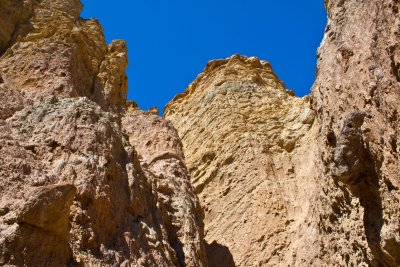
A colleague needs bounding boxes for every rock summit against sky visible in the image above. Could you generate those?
[0,0,399,266]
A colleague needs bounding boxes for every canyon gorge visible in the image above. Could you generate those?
[0,0,399,266]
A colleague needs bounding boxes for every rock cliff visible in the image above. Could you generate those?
[1,0,399,266]
[164,0,400,266]
[164,55,320,266]
[312,0,400,265]
[0,0,207,266]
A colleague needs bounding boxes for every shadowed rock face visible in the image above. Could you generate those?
[312,0,400,265]
[122,106,208,267]
[1,0,399,266]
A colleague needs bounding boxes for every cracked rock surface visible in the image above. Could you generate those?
[1,0,399,266]
[165,1,400,266]
[0,1,207,266]
[165,55,320,266]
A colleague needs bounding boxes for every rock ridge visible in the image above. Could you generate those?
[165,0,400,265]
[1,0,399,266]
[0,1,207,266]
[165,54,319,266]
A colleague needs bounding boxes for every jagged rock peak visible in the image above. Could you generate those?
[0,0,208,266]
[164,54,293,115]
[164,52,317,266]
[0,0,128,117]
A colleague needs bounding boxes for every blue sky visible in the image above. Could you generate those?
[81,1,327,111]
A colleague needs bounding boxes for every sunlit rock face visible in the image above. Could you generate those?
[0,0,128,119]
[1,0,400,266]
[165,0,400,265]
[165,54,321,266]
[0,0,207,266]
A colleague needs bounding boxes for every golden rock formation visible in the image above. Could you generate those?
[1,0,399,266]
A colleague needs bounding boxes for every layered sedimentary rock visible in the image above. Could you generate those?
[165,0,400,266]
[0,0,207,266]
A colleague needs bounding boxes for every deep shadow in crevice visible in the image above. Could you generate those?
[347,149,398,266]
[330,111,398,265]
[206,241,236,267]
[349,171,383,248]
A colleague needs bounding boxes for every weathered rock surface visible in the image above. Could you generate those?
[0,0,207,266]
[122,105,207,267]
[1,0,399,266]
[165,0,400,266]
[165,55,320,266]
[311,0,400,265]
[0,0,128,118]
[0,97,205,266]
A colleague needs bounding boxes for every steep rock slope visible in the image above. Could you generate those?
[0,0,128,120]
[122,105,208,267]
[1,0,399,266]
[165,55,320,266]
[0,97,171,266]
[312,0,400,265]
[0,0,207,266]
[165,0,400,266]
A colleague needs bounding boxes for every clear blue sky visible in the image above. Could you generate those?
[81,1,327,111]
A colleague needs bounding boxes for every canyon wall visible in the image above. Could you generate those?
[164,55,320,266]
[0,0,399,266]
[312,0,400,265]
[0,0,207,266]
[165,0,400,266]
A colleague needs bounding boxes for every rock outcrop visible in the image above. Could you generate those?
[0,0,128,119]
[312,0,400,265]
[0,0,207,266]
[1,0,399,266]
[164,55,321,266]
[164,0,400,266]
[122,105,207,267]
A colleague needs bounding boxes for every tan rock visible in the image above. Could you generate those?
[1,0,399,266]
[0,0,207,266]
[122,104,208,267]
[311,0,400,265]
[165,55,320,266]
[165,0,400,266]
[0,0,127,117]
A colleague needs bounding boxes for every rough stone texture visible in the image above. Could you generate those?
[0,97,201,266]
[312,0,400,265]
[0,0,128,118]
[0,0,33,54]
[1,0,400,266]
[165,55,320,266]
[122,105,207,267]
[165,0,400,266]
[0,0,207,266]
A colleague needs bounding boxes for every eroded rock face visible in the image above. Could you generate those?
[122,105,207,267]
[0,0,128,118]
[1,0,399,266]
[312,0,400,265]
[164,55,320,266]
[0,0,207,266]
[0,97,203,266]
[165,1,400,266]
